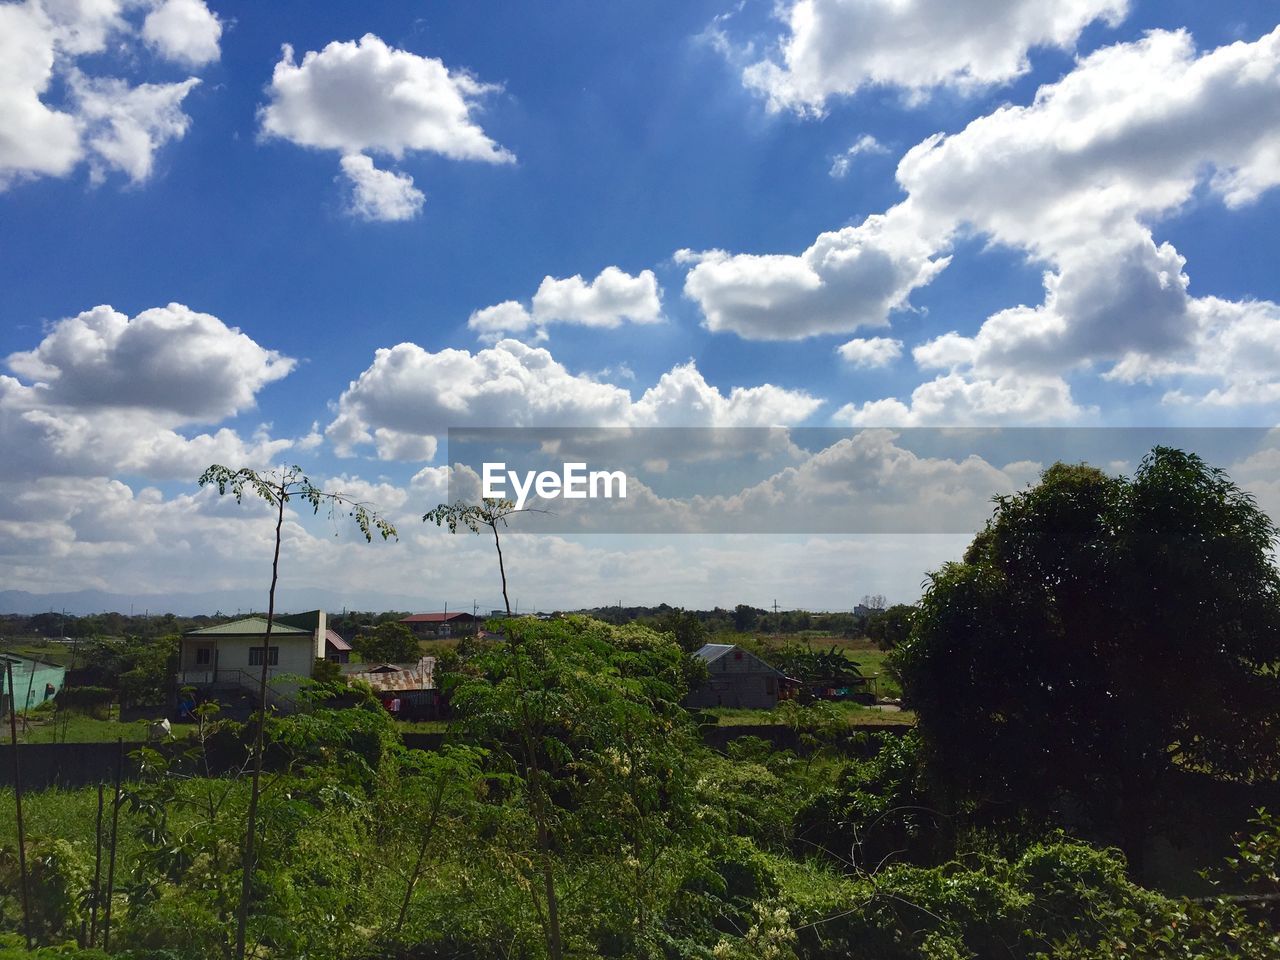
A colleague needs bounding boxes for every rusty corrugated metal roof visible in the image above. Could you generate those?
[345,655,435,692]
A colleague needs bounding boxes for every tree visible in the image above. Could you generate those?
[448,616,699,955]
[352,621,419,664]
[654,607,708,652]
[893,448,1280,876]
[424,498,544,617]
[865,604,915,650]
[197,464,396,960]
[424,497,571,957]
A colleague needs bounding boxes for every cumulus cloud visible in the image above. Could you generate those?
[894,26,1280,405]
[468,267,663,340]
[141,0,221,67]
[743,0,1127,113]
[0,0,216,190]
[829,133,888,178]
[326,339,820,460]
[2,304,297,482]
[837,336,902,368]
[836,373,1089,426]
[9,303,294,420]
[678,212,948,340]
[259,33,512,217]
[340,153,425,222]
[698,25,1280,413]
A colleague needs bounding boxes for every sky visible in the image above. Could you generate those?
[3,0,1280,615]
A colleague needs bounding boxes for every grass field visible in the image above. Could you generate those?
[751,633,904,698]
[0,640,77,666]
[13,705,183,744]
[705,702,915,727]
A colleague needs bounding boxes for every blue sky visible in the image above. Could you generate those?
[3,0,1280,614]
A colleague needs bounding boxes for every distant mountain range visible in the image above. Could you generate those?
[0,587,432,617]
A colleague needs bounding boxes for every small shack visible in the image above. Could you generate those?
[684,643,785,710]
[0,653,66,713]
[343,656,440,720]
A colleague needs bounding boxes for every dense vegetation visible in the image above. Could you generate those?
[3,447,1280,958]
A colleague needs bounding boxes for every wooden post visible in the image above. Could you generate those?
[5,660,32,949]
[20,663,34,734]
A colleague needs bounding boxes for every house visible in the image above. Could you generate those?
[343,656,440,720]
[0,653,65,714]
[400,612,480,638]
[684,643,786,710]
[176,610,344,711]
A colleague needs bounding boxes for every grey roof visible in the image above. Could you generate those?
[693,643,784,676]
[185,617,310,637]
[694,643,738,663]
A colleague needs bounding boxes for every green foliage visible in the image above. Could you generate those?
[0,838,88,944]
[894,448,1280,868]
[653,608,710,652]
[866,605,916,651]
[9,606,1280,960]
[311,658,342,683]
[71,636,177,706]
[352,621,420,664]
[198,465,398,544]
[54,686,114,718]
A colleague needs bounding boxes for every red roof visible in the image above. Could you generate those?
[401,612,473,623]
[325,629,352,651]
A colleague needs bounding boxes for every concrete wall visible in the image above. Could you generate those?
[179,635,315,685]
[1,655,66,712]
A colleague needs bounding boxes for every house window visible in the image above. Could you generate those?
[195,648,211,666]
[765,677,776,695]
[249,647,279,667]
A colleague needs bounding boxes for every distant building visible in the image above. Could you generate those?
[400,612,480,638]
[0,653,65,713]
[343,656,440,720]
[176,610,344,712]
[684,643,786,711]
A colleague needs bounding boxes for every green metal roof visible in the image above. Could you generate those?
[185,617,311,637]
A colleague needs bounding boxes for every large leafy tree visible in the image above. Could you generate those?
[352,621,419,664]
[894,448,1280,875]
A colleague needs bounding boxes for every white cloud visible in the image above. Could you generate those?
[678,212,948,339]
[0,0,214,190]
[9,303,294,420]
[836,373,1089,426]
[326,339,819,460]
[0,2,83,184]
[260,34,512,161]
[894,26,1280,404]
[468,300,536,337]
[340,153,425,222]
[2,304,298,482]
[743,0,1127,113]
[259,33,512,217]
[700,25,1280,412]
[468,267,663,340]
[141,0,221,67]
[829,133,888,178]
[71,72,201,183]
[837,336,901,368]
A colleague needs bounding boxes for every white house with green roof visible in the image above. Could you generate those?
[178,610,340,703]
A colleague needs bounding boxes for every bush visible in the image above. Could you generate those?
[53,686,114,719]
